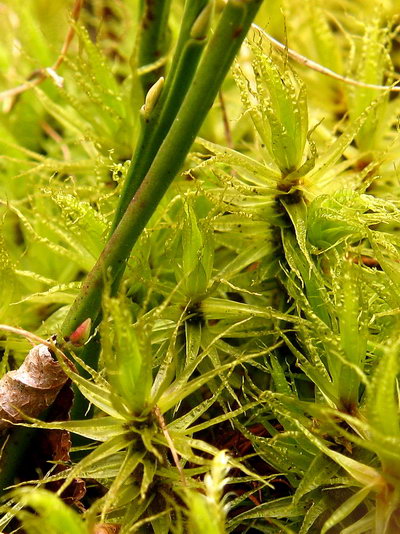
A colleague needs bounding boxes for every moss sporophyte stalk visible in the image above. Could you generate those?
[1,1,400,533]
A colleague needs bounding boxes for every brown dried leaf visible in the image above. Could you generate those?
[0,343,69,430]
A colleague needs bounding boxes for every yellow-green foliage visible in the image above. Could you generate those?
[0,1,400,533]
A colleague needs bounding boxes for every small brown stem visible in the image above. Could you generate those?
[252,23,400,92]
[218,90,233,148]
[0,324,52,347]
[153,405,186,487]
[41,121,71,160]
[52,0,84,71]
[0,0,84,105]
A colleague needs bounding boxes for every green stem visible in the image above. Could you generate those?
[166,0,209,85]
[138,0,172,93]
[112,38,207,231]
[69,1,213,415]
[61,0,263,338]
[111,1,211,232]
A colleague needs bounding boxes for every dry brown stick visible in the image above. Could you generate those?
[52,0,84,71]
[40,121,71,160]
[218,90,233,148]
[153,405,186,487]
[252,23,400,92]
[0,324,53,347]
[0,0,84,105]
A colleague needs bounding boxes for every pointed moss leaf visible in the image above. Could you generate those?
[147,512,173,534]
[202,297,303,324]
[307,90,387,184]
[341,511,375,534]
[269,353,292,396]
[294,454,340,504]
[34,88,105,146]
[117,485,153,530]
[182,203,203,273]
[282,333,337,403]
[228,496,307,527]
[72,453,126,480]
[186,399,262,435]
[366,339,400,438]
[49,191,108,259]
[299,496,331,534]
[13,488,87,534]
[248,42,308,174]
[74,24,125,117]
[100,447,146,519]
[140,457,158,500]
[158,350,268,414]
[68,367,124,418]
[58,433,131,496]
[169,381,225,432]
[233,62,269,145]
[291,417,382,487]
[51,76,124,146]
[348,16,391,150]
[281,230,332,326]
[282,199,311,263]
[140,425,161,461]
[185,322,202,367]
[11,3,53,65]
[321,485,373,534]
[307,191,367,250]
[6,204,91,271]
[370,234,400,304]
[196,137,280,183]
[307,2,342,74]
[186,491,225,534]
[62,417,125,442]
[13,282,80,305]
[101,294,152,415]
[180,204,214,297]
[337,262,367,408]
[219,242,273,278]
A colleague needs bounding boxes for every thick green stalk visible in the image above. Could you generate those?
[111,1,211,232]
[74,1,213,418]
[138,0,172,93]
[112,36,207,231]
[166,0,209,85]
[61,0,263,338]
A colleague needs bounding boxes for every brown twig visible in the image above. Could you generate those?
[252,23,400,92]
[0,0,84,106]
[52,0,84,71]
[153,405,186,487]
[0,324,53,348]
[0,324,75,370]
[41,121,71,160]
[218,90,233,148]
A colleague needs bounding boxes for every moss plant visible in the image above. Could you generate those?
[0,0,400,533]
